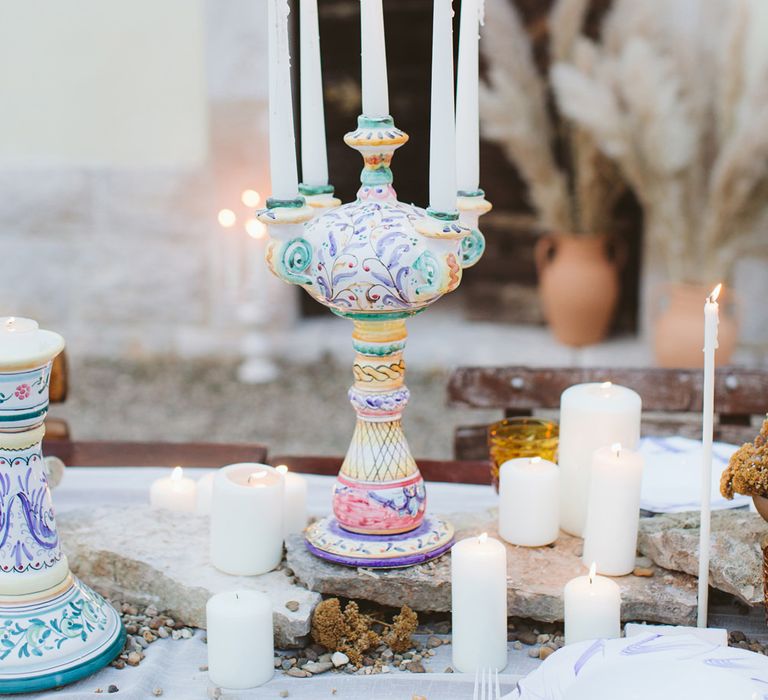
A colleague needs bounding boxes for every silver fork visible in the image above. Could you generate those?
[473,667,501,700]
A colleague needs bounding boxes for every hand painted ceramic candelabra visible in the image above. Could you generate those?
[0,318,124,693]
[259,116,490,567]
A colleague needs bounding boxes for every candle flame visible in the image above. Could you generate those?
[709,283,722,303]
[530,456,542,464]
[478,532,488,544]
[589,562,597,583]
[611,442,622,457]
[171,466,183,482]
[218,209,237,228]
[276,464,289,475]
[600,381,612,390]
[241,189,262,207]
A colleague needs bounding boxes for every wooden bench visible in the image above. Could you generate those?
[448,367,768,460]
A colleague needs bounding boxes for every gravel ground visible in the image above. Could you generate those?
[55,358,499,459]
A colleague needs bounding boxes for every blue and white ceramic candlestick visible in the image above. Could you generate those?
[0,317,124,694]
[259,116,491,567]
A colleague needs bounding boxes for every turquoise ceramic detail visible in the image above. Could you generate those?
[460,227,486,268]
[280,238,314,286]
[0,365,52,431]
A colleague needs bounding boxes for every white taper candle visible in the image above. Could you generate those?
[268,0,300,199]
[429,0,458,213]
[300,0,329,186]
[456,0,481,193]
[360,0,389,117]
[698,283,721,627]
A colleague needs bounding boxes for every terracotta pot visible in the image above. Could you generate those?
[753,496,768,522]
[653,283,739,368]
[535,233,624,347]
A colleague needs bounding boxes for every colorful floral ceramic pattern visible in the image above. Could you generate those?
[0,365,51,430]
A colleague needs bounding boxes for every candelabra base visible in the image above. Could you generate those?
[305,516,454,568]
[0,574,125,694]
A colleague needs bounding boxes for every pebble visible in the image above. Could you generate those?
[408,661,426,674]
[537,634,550,644]
[304,661,333,675]
[107,686,119,694]
[304,648,319,661]
[207,687,222,700]
[444,667,454,673]
[279,692,289,698]
[518,631,538,646]
[282,659,296,670]
[286,668,311,678]
[126,652,142,666]
[285,600,300,612]
[539,647,555,661]
[156,627,169,639]
[527,647,540,658]
[199,665,209,672]
[331,652,349,667]
[633,567,654,577]
[152,689,163,697]
[145,605,159,617]
[513,642,523,650]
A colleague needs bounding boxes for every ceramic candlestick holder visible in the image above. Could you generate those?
[259,115,491,568]
[0,323,124,693]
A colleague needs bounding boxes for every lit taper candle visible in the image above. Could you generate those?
[698,283,721,628]
[360,0,389,117]
[456,0,481,193]
[429,0,458,214]
[300,0,328,187]
[268,0,300,199]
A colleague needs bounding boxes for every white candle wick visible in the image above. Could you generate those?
[600,381,612,390]
[611,443,622,458]
[248,471,268,486]
[478,532,488,544]
[276,464,288,476]
[588,561,597,584]
[5,317,15,331]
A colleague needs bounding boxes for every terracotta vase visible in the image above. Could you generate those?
[535,233,624,347]
[753,496,768,522]
[653,283,739,368]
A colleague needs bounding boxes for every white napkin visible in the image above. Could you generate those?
[507,633,768,700]
[638,436,749,513]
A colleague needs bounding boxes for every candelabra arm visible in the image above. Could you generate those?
[457,189,492,269]
[299,183,341,211]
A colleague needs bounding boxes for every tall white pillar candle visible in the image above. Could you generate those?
[451,533,508,673]
[456,0,481,193]
[564,563,621,645]
[149,466,197,512]
[360,0,389,117]
[299,0,328,186]
[499,457,559,547]
[268,0,300,199]
[698,283,721,628]
[276,464,309,536]
[558,382,642,536]
[582,444,644,576]
[429,0,458,213]
[210,463,284,575]
[207,591,274,689]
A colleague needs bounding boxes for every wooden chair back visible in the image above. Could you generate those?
[448,366,768,460]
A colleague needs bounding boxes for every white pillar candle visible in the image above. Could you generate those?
[360,0,389,117]
[196,471,215,515]
[451,533,508,673]
[0,316,41,359]
[149,466,197,512]
[698,283,721,627]
[558,382,642,536]
[429,0,458,213]
[499,457,559,547]
[582,444,644,576]
[210,463,284,575]
[299,0,328,187]
[564,563,621,645]
[455,0,481,193]
[207,590,274,689]
[276,465,309,536]
[268,0,300,199]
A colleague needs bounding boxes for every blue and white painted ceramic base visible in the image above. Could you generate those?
[0,575,125,694]
[305,516,454,568]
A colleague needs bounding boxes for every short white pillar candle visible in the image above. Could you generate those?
[275,465,308,536]
[210,463,284,575]
[499,457,559,547]
[195,471,215,515]
[583,444,644,576]
[564,563,621,645]
[149,466,197,512]
[558,382,641,536]
[451,533,508,673]
[207,590,274,689]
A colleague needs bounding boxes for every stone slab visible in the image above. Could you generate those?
[287,510,698,625]
[638,510,768,607]
[57,505,321,648]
